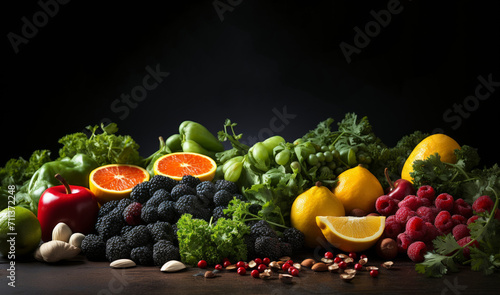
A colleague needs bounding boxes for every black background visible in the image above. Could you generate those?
[2,0,500,167]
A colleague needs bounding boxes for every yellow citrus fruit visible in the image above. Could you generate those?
[332,165,384,215]
[89,164,149,205]
[401,134,460,182]
[0,206,42,256]
[290,182,345,248]
[153,152,217,182]
[316,215,385,252]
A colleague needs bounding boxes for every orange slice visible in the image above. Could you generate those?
[316,216,385,252]
[153,152,217,181]
[89,164,149,205]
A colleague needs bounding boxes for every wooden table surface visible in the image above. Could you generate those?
[1,253,498,295]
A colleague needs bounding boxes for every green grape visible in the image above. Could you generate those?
[320,145,329,152]
[307,154,319,166]
[290,161,301,174]
[364,156,372,164]
[328,161,337,170]
[331,149,340,159]
[319,166,331,177]
[324,151,333,162]
[316,152,325,163]
[358,154,366,163]
[275,149,290,166]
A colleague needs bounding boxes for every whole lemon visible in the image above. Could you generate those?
[332,165,384,215]
[290,182,345,248]
[401,134,460,182]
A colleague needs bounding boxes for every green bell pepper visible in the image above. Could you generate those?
[166,134,183,152]
[179,121,224,153]
[27,153,98,214]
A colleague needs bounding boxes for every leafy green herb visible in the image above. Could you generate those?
[58,123,143,166]
[176,214,250,266]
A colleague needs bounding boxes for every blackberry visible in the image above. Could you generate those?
[123,202,142,225]
[146,189,172,207]
[131,245,154,266]
[245,234,256,259]
[282,227,305,252]
[149,175,177,194]
[196,181,216,200]
[175,195,211,221]
[120,225,134,236]
[141,205,159,224]
[212,206,229,223]
[213,190,233,207]
[254,236,281,260]
[130,182,152,204]
[250,220,278,239]
[170,184,196,201]
[97,211,126,241]
[147,221,174,243]
[81,234,106,261]
[117,198,133,212]
[153,240,180,266]
[98,200,120,217]
[105,236,132,262]
[179,175,201,188]
[124,225,152,248]
[157,200,177,223]
[215,179,238,194]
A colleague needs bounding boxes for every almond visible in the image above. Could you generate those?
[110,259,136,269]
[160,260,186,272]
[300,258,315,268]
[311,262,328,272]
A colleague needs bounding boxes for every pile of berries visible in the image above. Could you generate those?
[376,185,499,263]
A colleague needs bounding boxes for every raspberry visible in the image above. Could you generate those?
[452,224,470,241]
[417,185,436,202]
[416,206,436,223]
[434,211,454,234]
[405,216,427,241]
[384,215,403,239]
[395,207,416,224]
[407,241,427,262]
[435,193,454,212]
[376,195,398,216]
[451,214,466,226]
[453,198,473,218]
[467,215,479,225]
[472,195,494,213]
[422,222,440,243]
[123,202,143,226]
[397,233,413,253]
[398,195,423,211]
[457,236,479,259]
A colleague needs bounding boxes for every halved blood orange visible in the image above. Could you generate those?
[153,152,217,181]
[89,164,149,205]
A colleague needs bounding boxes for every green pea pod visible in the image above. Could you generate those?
[182,139,216,159]
[144,136,172,177]
[224,161,243,182]
[275,149,290,166]
[261,135,285,156]
[166,134,182,152]
[222,156,244,173]
[179,121,224,152]
[27,153,99,213]
[249,142,270,171]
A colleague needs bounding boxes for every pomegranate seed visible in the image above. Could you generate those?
[237,266,246,275]
[223,260,231,268]
[290,268,299,276]
[214,264,223,271]
[254,258,262,265]
[257,264,267,273]
[251,269,260,278]
[334,257,342,264]
[370,269,379,277]
[286,260,294,265]
[360,254,368,259]
[282,263,291,272]
[354,263,363,271]
[262,257,271,265]
[197,260,207,268]
[338,261,347,269]
[349,252,357,259]
[324,251,334,259]
[236,261,245,268]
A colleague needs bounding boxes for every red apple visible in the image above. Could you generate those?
[38,174,99,242]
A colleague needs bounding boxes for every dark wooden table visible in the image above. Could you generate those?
[0,254,497,295]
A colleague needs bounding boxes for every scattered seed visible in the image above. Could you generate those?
[300,258,316,268]
[365,266,379,271]
[343,257,354,264]
[337,253,348,259]
[204,271,216,278]
[269,261,281,270]
[328,263,340,273]
[279,274,293,284]
[311,262,328,272]
[321,258,334,264]
[344,269,357,275]
[248,260,257,268]
[340,273,356,281]
[279,256,291,262]
[358,257,368,265]
[382,261,394,269]
[225,264,237,271]
[293,263,302,271]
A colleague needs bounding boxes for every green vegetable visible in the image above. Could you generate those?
[176,213,249,265]
[165,134,182,152]
[0,150,52,211]
[182,139,216,158]
[143,136,171,177]
[58,123,143,166]
[26,153,99,214]
[179,120,224,154]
